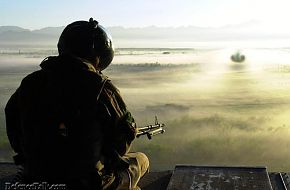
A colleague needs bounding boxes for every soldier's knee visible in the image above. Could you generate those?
[135,152,149,175]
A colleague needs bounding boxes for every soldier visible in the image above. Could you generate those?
[5,18,149,190]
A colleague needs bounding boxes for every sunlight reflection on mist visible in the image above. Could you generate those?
[2,47,290,170]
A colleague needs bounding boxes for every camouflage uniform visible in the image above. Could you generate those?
[5,55,149,190]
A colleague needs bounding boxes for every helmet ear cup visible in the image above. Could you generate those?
[92,25,114,71]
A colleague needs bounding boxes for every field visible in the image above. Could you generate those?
[1,48,290,172]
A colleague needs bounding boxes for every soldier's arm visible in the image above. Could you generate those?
[5,88,22,155]
[100,81,137,156]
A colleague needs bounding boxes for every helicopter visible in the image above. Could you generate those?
[231,51,245,63]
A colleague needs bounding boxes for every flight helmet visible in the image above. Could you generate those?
[58,18,114,70]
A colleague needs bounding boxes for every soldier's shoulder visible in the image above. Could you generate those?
[90,71,108,83]
[103,78,120,94]
[20,69,46,87]
[23,69,44,81]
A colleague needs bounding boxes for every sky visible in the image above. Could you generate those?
[1,0,290,32]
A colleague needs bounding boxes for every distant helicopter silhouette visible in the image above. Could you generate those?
[231,51,245,63]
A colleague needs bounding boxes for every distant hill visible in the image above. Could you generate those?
[33,27,64,35]
[0,22,289,48]
[0,26,62,48]
[0,26,29,33]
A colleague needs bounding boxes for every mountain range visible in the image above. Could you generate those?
[1,22,289,48]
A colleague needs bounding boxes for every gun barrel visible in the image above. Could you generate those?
[138,123,165,132]
[136,125,165,139]
[136,130,147,137]
[136,117,165,139]
[147,128,165,139]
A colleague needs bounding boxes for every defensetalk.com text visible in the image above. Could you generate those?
[5,182,67,190]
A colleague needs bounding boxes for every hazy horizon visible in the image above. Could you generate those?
[1,25,290,49]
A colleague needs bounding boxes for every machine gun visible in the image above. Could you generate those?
[136,116,165,140]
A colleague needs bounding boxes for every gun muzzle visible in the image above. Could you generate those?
[147,128,165,140]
